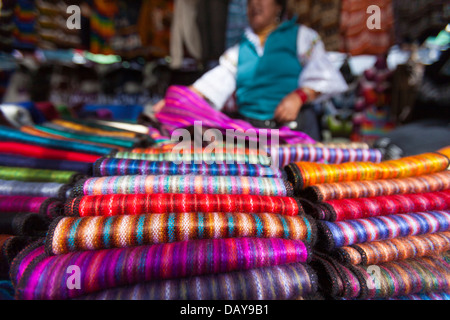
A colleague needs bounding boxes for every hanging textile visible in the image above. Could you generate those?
[340,0,394,55]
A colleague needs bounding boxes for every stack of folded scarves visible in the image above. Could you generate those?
[285,151,450,299]
[11,147,321,300]
[0,116,157,290]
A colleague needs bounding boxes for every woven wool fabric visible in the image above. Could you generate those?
[318,210,450,250]
[93,158,284,178]
[300,171,450,202]
[51,119,139,139]
[76,262,318,300]
[0,154,93,175]
[32,124,137,149]
[385,292,450,300]
[73,175,293,197]
[0,142,101,162]
[65,193,303,217]
[111,151,272,166]
[19,126,126,151]
[312,253,450,299]
[274,145,383,168]
[310,254,362,299]
[0,212,50,237]
[0,196,63,218]
[0,180,71,199]
[335,231,450,265]
[156,85,315,145]
[16,238,310,300]
[47,213,316,254]
[352,255,450,299]
[0,235,14,279]
[130,146,269,156]
[438,146,450,159]
[9,240,45,287]
[313,190,450,221]
[286,152,450,191]
[0,125,115,155]
[0,166,84,184]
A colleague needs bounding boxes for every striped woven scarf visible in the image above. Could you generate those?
[318,210,450,250]
[14,238,311,300]
[65,193,303,217]
[286,152,450,191]
[46,213,316,254]
[334,231,450,265]
[311,190,450,221]
[73,175,293,197]
[76,262,318,300]
[93,158,283,178]
[300,171,450,202]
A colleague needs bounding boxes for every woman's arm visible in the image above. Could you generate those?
[274,26,348,123]
[150,45,239,113]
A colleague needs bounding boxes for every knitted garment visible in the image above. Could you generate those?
[0,142,101,162]
[65,193,303,217]
[0,180,71,199]
[73,175,293,197]
[274,145,383,168]
[15,238,311,300]
[47,213,316,254]
[318,210,450,250]
[0,154,93,175]
[312,190,450,221]
[0,166,84,184]
[312,254,450,300]
[76,262,318,300]
[301,171,450,202]
[285,152,450,191]
[93,158,283,178]
[111,151,272,166]
[0,196,63,218]
[0,125,115,155]
[335,231,450,265]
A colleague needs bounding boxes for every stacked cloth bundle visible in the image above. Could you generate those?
[0,115,158,290]
[286,151,450,299]
[10,143,323,300]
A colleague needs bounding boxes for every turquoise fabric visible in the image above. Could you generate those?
[236,18,303,120]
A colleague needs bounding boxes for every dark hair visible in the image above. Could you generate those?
[275,0,287,19]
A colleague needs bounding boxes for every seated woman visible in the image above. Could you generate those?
[151,0,348,140]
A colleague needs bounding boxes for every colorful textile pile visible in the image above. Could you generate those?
[289,150,450,299]
[0,112,162,288]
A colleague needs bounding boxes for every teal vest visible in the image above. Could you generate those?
[236,18,303,120]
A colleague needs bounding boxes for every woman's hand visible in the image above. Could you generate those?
[152,99,165,113]
[274,91,303,123]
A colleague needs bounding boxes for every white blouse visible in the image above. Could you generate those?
[193,24,349,110]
